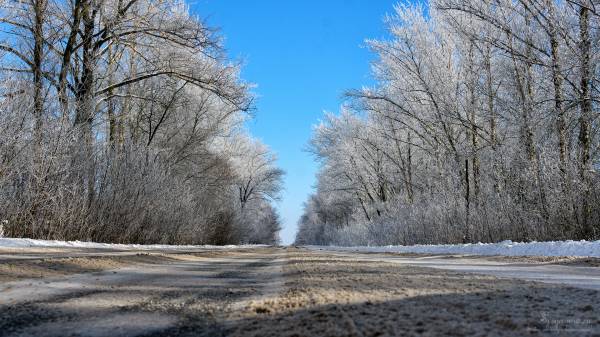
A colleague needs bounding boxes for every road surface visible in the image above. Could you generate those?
[315,248,600,290]
[0,247,599,336]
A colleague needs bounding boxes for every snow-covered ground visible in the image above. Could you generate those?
[2,237,599,257]
[307,240,600,257]
[0,237,265,250]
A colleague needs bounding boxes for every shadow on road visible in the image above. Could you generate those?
[223,285,600,337]
[1,248,599,337]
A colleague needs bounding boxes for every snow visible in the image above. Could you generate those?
[307,240,600,257]
[2,237,599,257]
[0,237,266,250]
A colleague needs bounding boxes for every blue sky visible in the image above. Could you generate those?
[194,1,395,244]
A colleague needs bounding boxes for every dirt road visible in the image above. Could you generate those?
[1,247,599,336]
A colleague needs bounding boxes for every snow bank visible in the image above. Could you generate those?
[307,240,600,257]
[3,237,598,257]
[0,237,266,250]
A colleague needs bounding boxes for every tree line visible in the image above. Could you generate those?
[296,0,599,246]
[0,0,284,244]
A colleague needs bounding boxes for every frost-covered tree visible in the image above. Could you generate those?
[297,1,599,246]
[0,0,283,244]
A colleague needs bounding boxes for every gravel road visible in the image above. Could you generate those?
[0,247,599,336]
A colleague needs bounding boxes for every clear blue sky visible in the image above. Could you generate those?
[194,1,396,244]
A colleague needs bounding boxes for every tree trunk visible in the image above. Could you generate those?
[578,4,593,238]
[464,158,471,243]
[467,41,480,201]
[58,0,83,117]
[107,44,117,148]
[74,0,98,209]
[31,0,47,237]
[550,23,567,181]
[484,43,500,194]
[406,131,414,203]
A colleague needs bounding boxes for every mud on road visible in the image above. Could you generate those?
[0,247,599,336]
